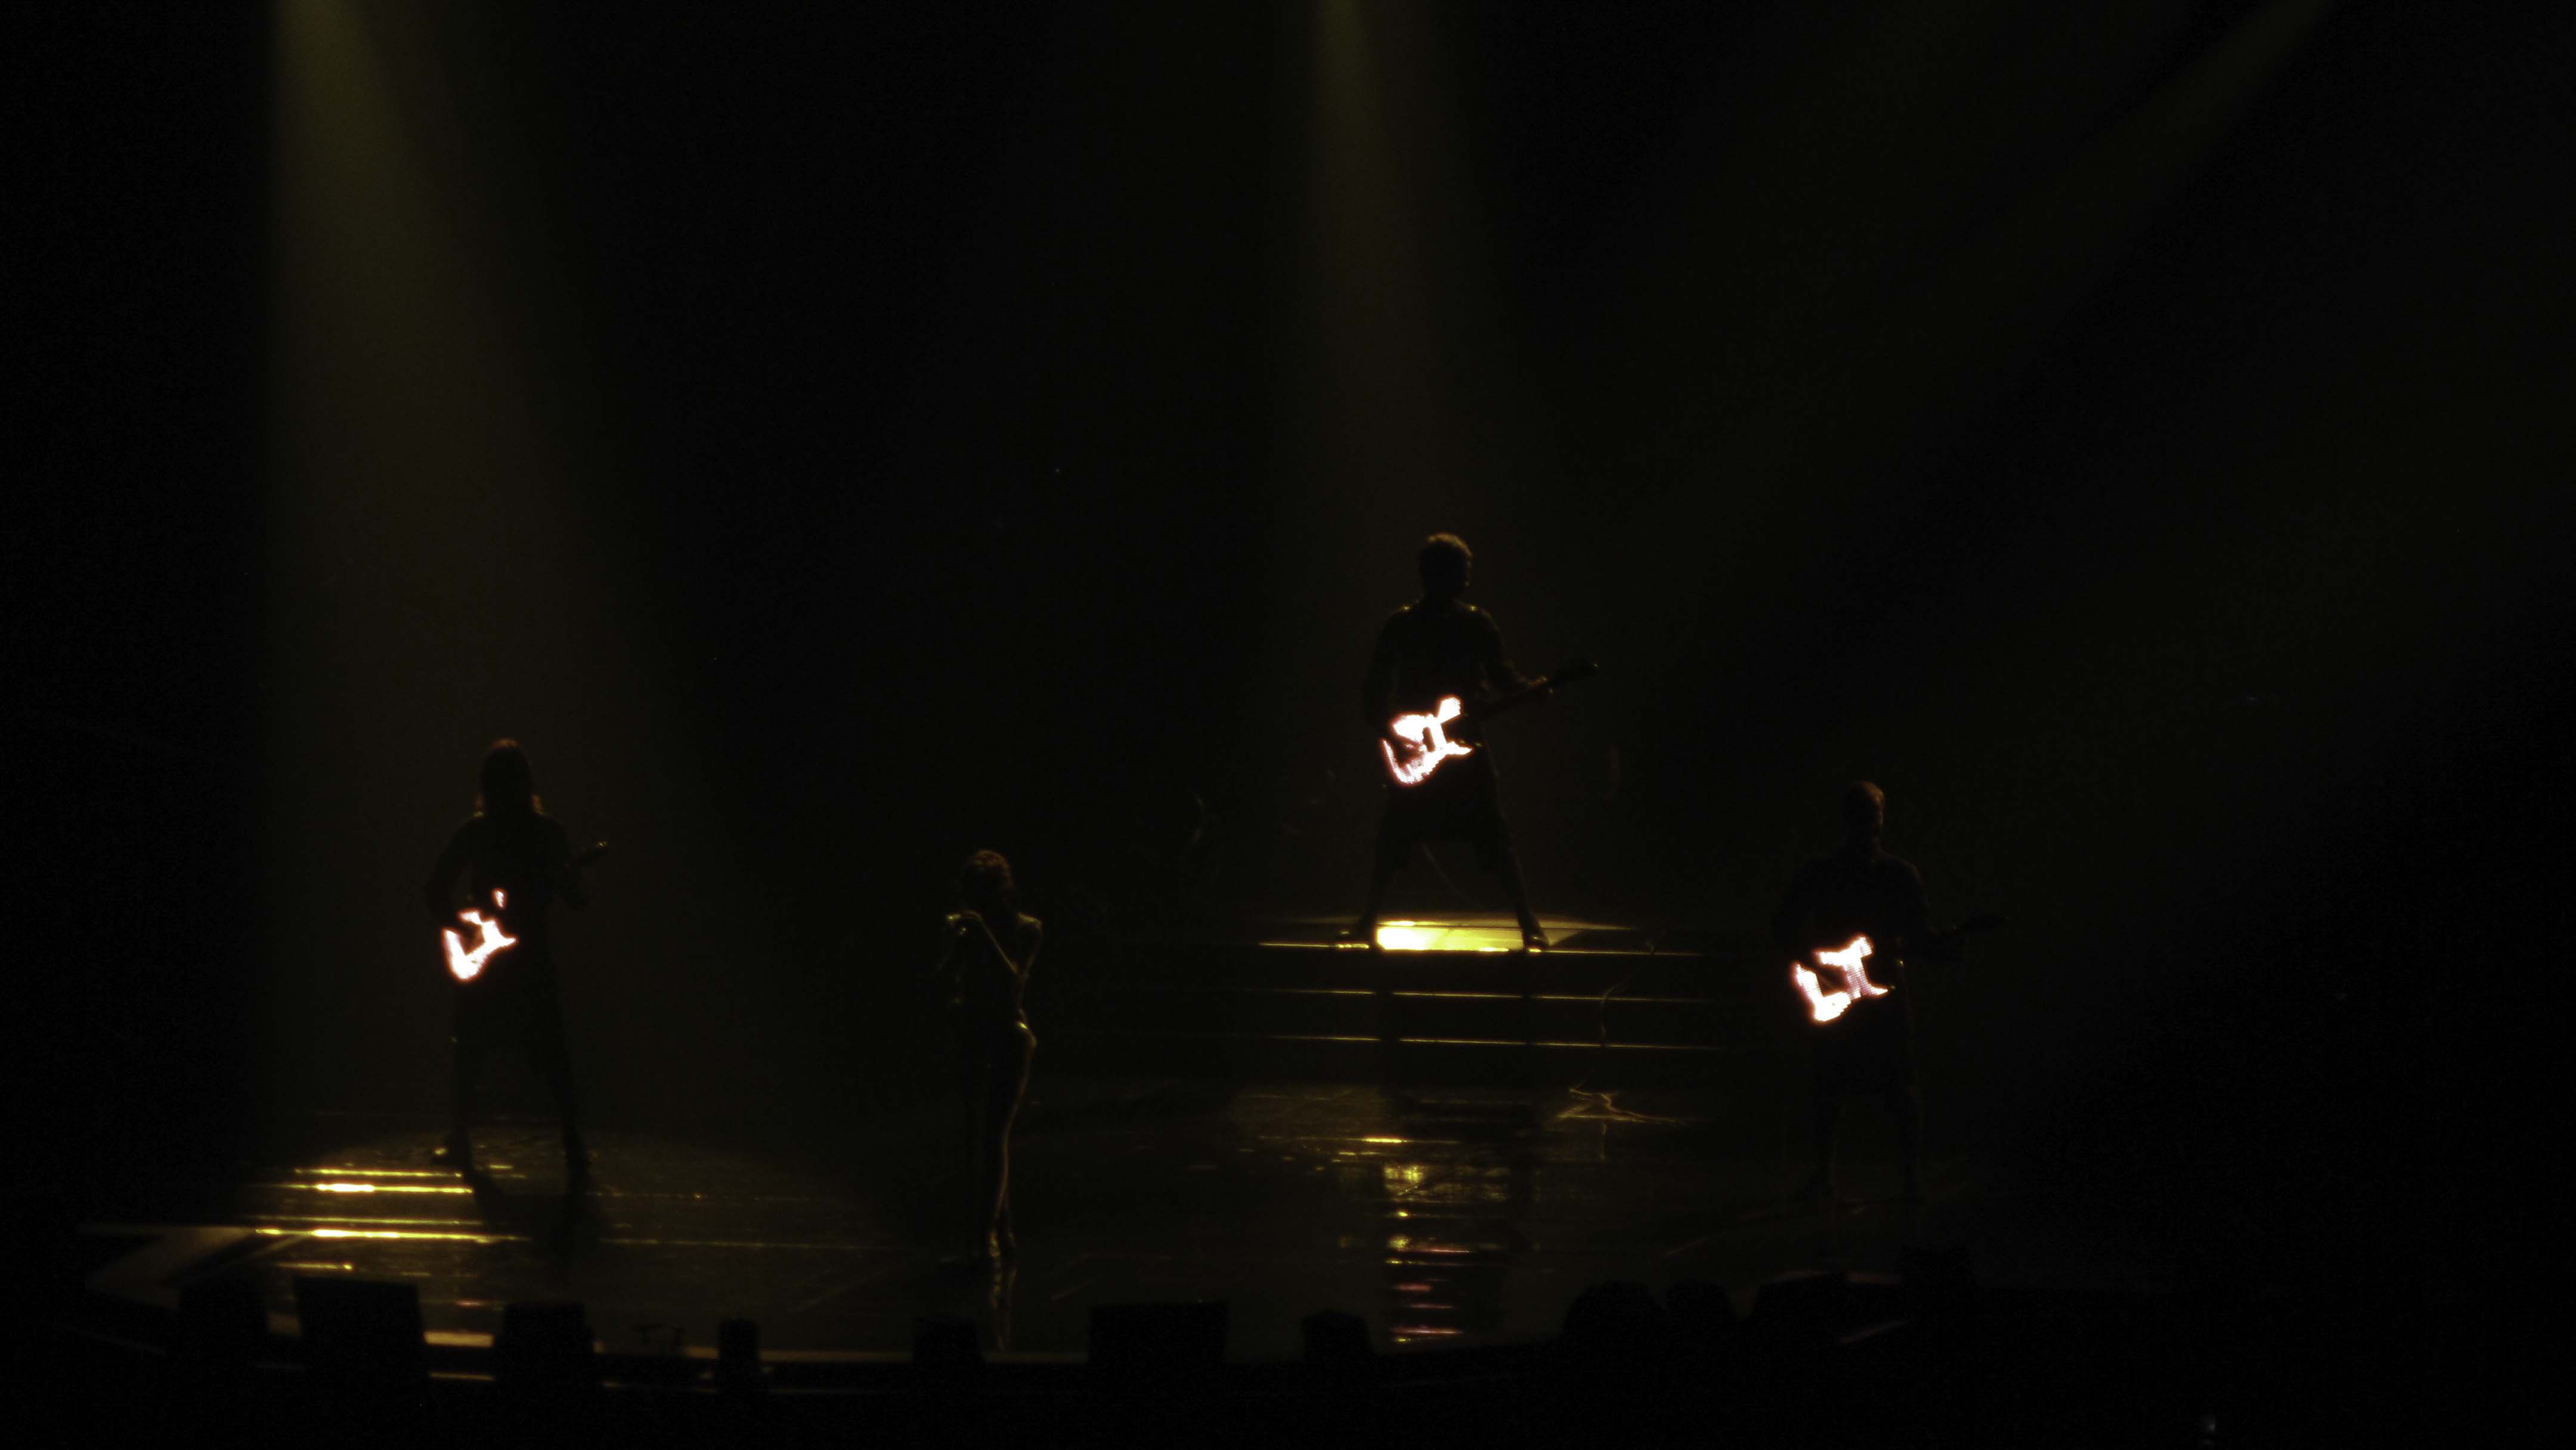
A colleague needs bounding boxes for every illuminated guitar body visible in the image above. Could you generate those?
[1380,697,1476,786]
[442,897,517,983]
[1789,915,2004,1024]
[1379,659,1598,787]
[441,842,608,983]
[1791,935,1890,1023]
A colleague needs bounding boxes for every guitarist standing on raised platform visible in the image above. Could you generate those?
[1772,780,1952,1207]
[423,739,597,1185]
[1350,532,1550,951]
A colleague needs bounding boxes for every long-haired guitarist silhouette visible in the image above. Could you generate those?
[422,739,602,1184]
[1350,533,1550,950]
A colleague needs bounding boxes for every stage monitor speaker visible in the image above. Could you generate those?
[912,1315,982,1373]
[293,1275,425,1390]
[4,1188,76,1313]
[178,1273,268,1368]
[1088,1300,1228,1374]
[1561,1279,1671,1364]
[1302,1308,1373,1364]
[1750,1270,1908,1347]
[1665,1278,1738,1346]
[496,1300,596,1390]
[1901,1245,1977,1317]
[718,1316,763,1392]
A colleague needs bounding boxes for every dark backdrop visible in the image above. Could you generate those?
[16,2,2569,1288]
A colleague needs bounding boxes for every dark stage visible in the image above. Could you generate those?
[17,0,2572,1439]
[91,1077,2006,1363]
[83,916,2050,1361]
[44,908,2403,1442]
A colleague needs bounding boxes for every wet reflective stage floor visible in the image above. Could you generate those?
[83,1072,2142,1362]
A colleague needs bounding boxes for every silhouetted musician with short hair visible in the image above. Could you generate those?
[1772,780,1944,1206]
[1350,532,1547,950]
[423,739,595,1183]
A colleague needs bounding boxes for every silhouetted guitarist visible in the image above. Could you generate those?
[1351,533,1549,950]
[1771,780,1956,1206]
[422,739,597,1184]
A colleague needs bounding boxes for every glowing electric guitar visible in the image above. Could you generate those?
[1379,659,1599,786]
[441,842,608,982]
[1789,914,2005,1024]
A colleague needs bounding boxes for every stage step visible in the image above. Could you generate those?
[1048,935,1800,1089]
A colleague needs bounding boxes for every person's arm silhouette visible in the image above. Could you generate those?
[423,820,475,931]
[1473,610,1535,701]
[1889,860,1953,963]
[953,910,1038,1000]
[546,816,589,910]
[1362,615,1400,731]
[1771,859,1819,972]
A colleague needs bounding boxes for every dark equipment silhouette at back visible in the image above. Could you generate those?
[422,739,605,1184]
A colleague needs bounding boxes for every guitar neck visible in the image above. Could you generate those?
[1379,658,1594,787]
[1938,913,2005,941]
[1473,676,1559,723]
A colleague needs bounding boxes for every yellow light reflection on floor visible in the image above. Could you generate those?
[294,1181,472,1195]
[308,1228,511,1244]
[1374,920,1525,952]
[253,1226,521,1244]
[426,1330,499,1350]
[261,1213,485,1228]
[291,1165,513,1178]
[1261,913,1629,952]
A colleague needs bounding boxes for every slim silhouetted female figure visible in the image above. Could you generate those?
[423,739,599,1183]
[934,850,1040,1262]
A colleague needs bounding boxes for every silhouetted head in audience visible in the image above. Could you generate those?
[1842,780,1886,848]
[1560,1279,1672,1372]
[476,739,540,816]
[961,849,1015,920]
[1417,532,1472,600]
